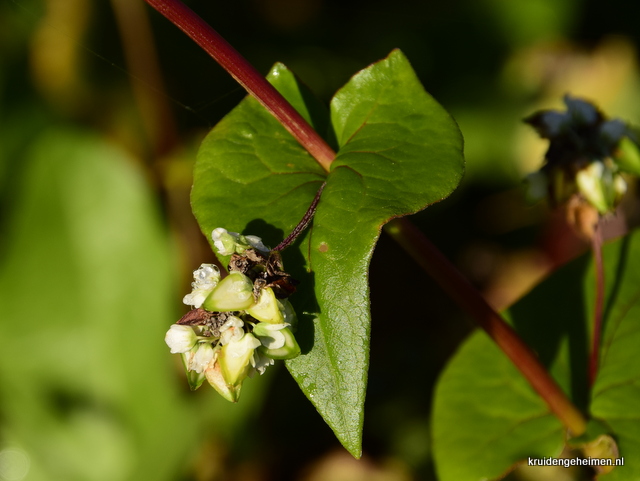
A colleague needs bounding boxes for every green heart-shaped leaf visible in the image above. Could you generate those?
[192,49,464,455]
[433,229,640,480]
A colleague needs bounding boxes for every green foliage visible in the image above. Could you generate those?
[0,128,199,480]
[433,229,640,481]
[192,49,464,455]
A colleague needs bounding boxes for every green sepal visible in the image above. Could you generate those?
[613,136,640,176]
[259,327,300,360]
[203,272,255,311]
[246,287,284,324]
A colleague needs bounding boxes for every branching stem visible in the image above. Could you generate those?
[589,218,605,387]
[145,0,588,436]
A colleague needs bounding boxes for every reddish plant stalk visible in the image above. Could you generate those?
[144,0,334,173]
[589,219,605,387]
[385,218,587,435]
[274,182,327,251]
[144,0,587,436]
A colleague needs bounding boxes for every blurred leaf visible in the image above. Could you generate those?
[433,229,640,481]
[0,128,199,481]
[192,49,464,455]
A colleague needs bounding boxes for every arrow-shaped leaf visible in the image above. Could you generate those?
[192,49,464,455]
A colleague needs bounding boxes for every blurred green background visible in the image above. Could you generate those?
[1,0,639,480]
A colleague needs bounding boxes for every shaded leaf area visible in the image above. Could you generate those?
[591,232,640,481]
[433,229,640,481]
[192,49,464,455]
[0,128,200,481]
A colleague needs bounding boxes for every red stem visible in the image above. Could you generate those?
[145,0,587,436]
[589,219,605,387]
[385,218,587,435]
[144,0,334,172]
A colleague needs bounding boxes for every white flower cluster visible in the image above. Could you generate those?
[165,228,300,402]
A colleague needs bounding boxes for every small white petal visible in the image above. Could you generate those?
[188,343,215,373]
[250,350,275,377]
[253,322,288,349]
[226,333,261,359]
[243,235,269,253]
[220,316,245,345]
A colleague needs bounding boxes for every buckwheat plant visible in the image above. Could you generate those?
[165,228,300,402]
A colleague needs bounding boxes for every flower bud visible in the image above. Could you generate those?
[246,287,284,324]
[203,272,255,311]
[258,326,300,360]
[218,333,261,386]
[165,324,198,353]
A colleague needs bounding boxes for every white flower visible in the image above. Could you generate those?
[165,324,198,353]
[187,342,215,373]
[211,227,269,256]
[219,316,245,345]
[183,264,220,308]
[250,350,275,377]
[253,322,288,349]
